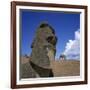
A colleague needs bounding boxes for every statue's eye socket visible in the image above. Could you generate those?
[46,36,53,42]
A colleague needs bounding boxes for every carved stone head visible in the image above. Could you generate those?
[30,22,57,69]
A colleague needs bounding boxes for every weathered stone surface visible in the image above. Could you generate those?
[21,60,54,78]
[30,22,57,69]
[21,62,38,78]
[29,22,57,77]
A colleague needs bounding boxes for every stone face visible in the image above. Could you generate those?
[30,23,57,69]
[29,22,57,77]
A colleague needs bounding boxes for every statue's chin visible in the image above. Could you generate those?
[47,50,55,61]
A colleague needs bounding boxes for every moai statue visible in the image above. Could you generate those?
[29,22,57,77]
[60,54,66,60]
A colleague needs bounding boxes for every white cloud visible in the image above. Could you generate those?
[63,29,80,60]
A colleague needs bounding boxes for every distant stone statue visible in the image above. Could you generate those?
[60,54,66,60]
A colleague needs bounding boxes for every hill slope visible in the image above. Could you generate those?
[51,60,80,77]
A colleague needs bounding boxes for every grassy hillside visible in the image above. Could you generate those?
[51,60,80,77]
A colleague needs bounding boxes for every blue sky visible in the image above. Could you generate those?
[20,9,80,59]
